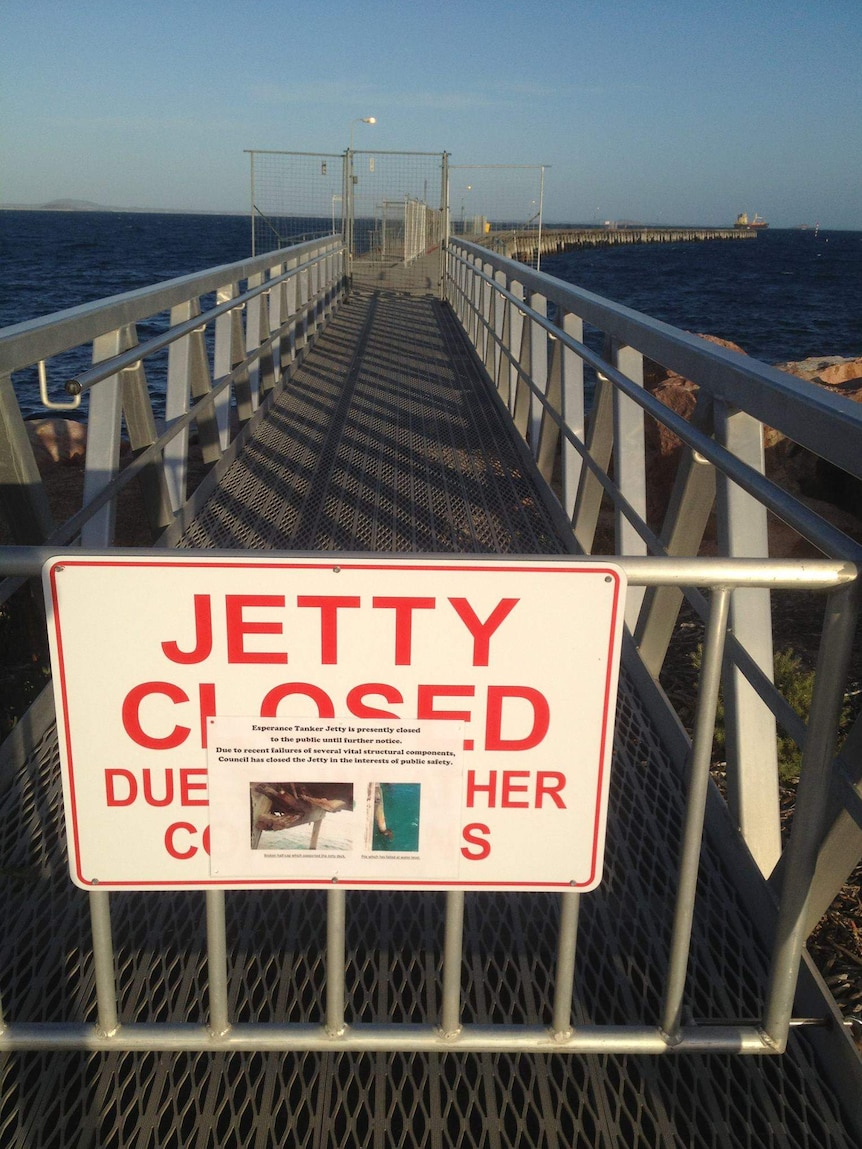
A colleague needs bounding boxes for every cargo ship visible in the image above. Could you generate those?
[734,211,768,229]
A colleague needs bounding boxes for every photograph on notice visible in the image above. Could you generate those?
[369,782,421,852]
[250,782,354,851]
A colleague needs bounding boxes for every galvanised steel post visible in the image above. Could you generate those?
[89,890,119,1038]
[345,149,354,286]
[326,887,347,1036]
[551,891,581,1037]
[440,153,449,301]
[206,890,230,1038]
[536,165,545,272]
[714,400,781,875]
[660,585,732,1041]
[441,890,465,1038]
[762,577,861,1049]
[250,151,256,257]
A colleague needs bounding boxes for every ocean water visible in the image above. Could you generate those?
[1,210,254,419]
[1,211,860,420]
[541,227,862,366]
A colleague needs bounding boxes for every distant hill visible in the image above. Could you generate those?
[0,200,245,215]
[0,198,114,212]
[40,198,111,211]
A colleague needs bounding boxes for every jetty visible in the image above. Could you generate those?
[478,225,754,263]
[1,148,861,1147]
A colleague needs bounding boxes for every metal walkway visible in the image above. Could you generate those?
[1,289,858,1146]
[169,291,569,555]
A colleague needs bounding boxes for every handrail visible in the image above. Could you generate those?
[0,546,855,588]
[450,237,862,483]
[448,247,862,563]
[445,233,862,893]
[0,235,342,373]
[0,233,347,575]
[64,245,336,396]
[0,544,856,1060]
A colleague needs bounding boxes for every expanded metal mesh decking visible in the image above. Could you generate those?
[1,292,857,1145]
[177,293,566,555]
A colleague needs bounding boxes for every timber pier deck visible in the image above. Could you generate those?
[1,189,861,1145]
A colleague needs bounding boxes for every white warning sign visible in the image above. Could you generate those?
[43,555,626,891]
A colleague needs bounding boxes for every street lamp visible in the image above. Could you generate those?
[346,118,376,278]
[349,116,376,151]
[460,185,472,233]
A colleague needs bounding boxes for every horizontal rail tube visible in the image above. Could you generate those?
[0,547,855,589]
[449,238,862,484]
[0,236,342,371]
[0,1021,780,1055]
[65,245,340,395]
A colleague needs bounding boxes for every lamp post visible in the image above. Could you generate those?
[346,117,376,276]
[460,185,472,234]
[349,116,376,152]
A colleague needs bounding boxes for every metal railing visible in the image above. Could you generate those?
[446,235,862,874]
[445,237,862,1065]
[0,234,346,599]
[0,235,860,1080]
[0,546,856,1059]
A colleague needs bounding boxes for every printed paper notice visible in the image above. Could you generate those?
[207,716,463,884]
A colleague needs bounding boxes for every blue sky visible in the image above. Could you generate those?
[2,0,861,228]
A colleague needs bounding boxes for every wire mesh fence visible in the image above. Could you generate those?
[349,151,446,292]
[247,150,346,256]
[245,152,548,283]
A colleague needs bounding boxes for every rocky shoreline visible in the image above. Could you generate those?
[644,343,862,548]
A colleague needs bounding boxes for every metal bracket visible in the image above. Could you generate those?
[39,360,81,411]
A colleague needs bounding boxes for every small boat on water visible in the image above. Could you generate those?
[734,211,769,229]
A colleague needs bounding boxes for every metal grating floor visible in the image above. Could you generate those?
[176,292,567,555]
[0,292,857,1146]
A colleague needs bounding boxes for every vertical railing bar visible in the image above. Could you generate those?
[561,309,585,519]
[164,298,195,512]
[213,283,236,450]
[660,584,732,1042]
[206,889,230,1037]
[326,887,347,1035]
[245,271,263,410]
[441,890,465,1037]
[551,890,580,1036]
[89,889,119,1036]
[762,578,861,1047]
[81,327,127,547]
[528,290,548,456]
[714,400,781,875]
[508,277,524,416]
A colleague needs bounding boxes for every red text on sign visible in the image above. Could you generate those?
[159,594,520,667]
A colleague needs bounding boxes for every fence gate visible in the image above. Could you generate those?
[247,149,447,296]
[348,150,447,294]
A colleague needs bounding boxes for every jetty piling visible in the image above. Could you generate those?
[483,225,754,263]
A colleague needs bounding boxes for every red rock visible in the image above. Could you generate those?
[767,357,862,521]
[643,334,745,524]
[643,341,862,540]
[26,418,87,469]
[773,356,862,391]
